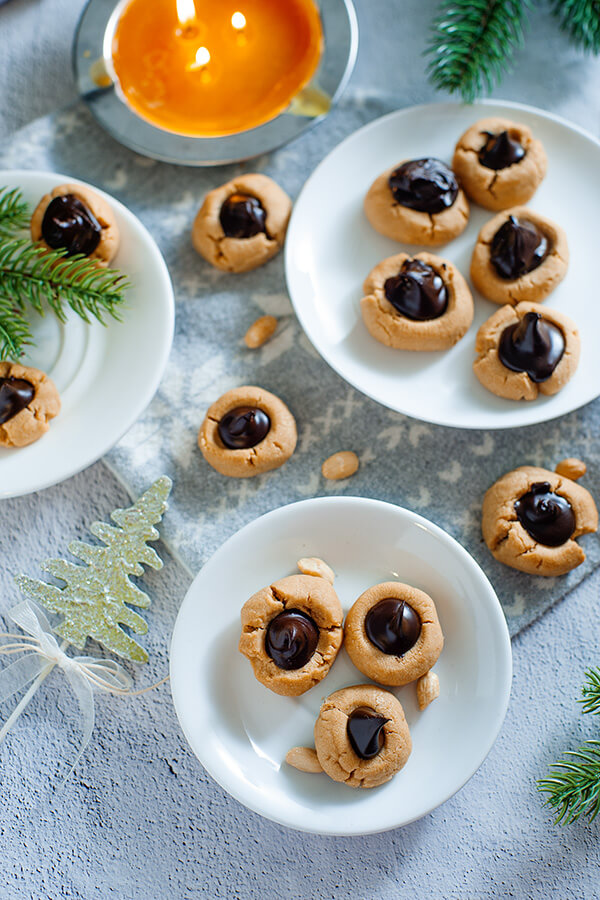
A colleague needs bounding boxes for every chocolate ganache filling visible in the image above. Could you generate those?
[490,215,548,280]
[219,193,267,239]
[0,377,35,425]
[479,131,526,170]
[388,158,459,214]
[347,706,389,760]
[384,258,448,321]
[365,598,421,656]
[498,311,565,382]
[217,406,271,449]
[265,609,319,670]
[41,194,102,257]
[514,482,575,547]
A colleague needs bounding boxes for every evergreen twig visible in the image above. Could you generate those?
[0,296,33,360]
[0,187,29,240]
[551,0,600,53]
[425,0,531,101]
[538,668,600,824]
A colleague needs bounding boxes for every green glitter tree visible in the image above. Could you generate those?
[15,476,172,664]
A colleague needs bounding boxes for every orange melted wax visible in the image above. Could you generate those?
[111,0,323,137]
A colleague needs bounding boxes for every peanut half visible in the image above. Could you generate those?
[555,458,587,481]
[297,557,335,584]
[285,746,323,773]
[244,315,278,349]
[321,450,359,481]
[416,671,440,710]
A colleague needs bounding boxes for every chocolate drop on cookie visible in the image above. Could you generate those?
[347,706,389,760]
[365,598,421,656]
[479,131,526,170]
[384,258,448,321]
[388,158,459,214]
[265,609,319,670]
[490,215,548,280]
[217,406,271,449]
[219,193,267,239]
[514,482,575,547]
[498,311,565,382]
[41,194,102,256]
[0,377,35,425]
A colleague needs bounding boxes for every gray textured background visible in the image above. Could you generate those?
[2,0,600,897]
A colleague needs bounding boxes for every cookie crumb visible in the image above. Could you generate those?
[321,451,359,481]
[555,458,587,481]
[416,671,440,710]
[285,746,323,773]
[244,315,278,349]
[297,557,335,584]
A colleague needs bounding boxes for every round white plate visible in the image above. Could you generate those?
[285,100,600,429]
[0,170,174,498]
[170,497,512,835]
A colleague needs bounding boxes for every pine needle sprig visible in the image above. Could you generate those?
[551,0,600,53]
[538,668,600,824]
[425,0,531,102]
[0,238,129,341]
[0,187,29,240]
[0,296,33,360]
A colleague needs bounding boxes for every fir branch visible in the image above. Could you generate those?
[538,669,600,824]
[0,239,129,332]
[0,296,33,360]
[0,187,29,240]
[538,740,600,824]
[551,0,600,53]
[426,0,531,102]
[581,667,600,716]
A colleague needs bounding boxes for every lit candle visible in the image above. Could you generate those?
[110,0,323,138]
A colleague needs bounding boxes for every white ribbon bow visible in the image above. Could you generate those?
[0,600,133,782]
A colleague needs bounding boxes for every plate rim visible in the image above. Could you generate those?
[0,168,175,498]
[284,97,600,431]
[169,495,513,835]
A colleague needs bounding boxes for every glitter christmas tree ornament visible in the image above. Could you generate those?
[0,476,173,779]
[15,475,172,663]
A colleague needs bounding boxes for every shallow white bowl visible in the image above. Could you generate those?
[170,497,512,835]
[0,170,174,497]
[285,100,600,429]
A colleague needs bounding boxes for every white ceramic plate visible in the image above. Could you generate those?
[285,100,600,429]
[170,497,512,835]
[0,170,174,498]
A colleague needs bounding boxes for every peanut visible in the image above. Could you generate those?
[416,671,440,710]
[555,457,587,481]
[297,557,335,584]
[285,746,323,773]
[244,315,278,349]
[321,450,359,481]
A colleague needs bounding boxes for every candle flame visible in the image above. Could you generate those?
[191,46,211,69]
[231,11,246,30]
[176,0,196,26]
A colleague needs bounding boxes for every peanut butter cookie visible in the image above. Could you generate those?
[364,158,469,246]
[192,173,292,273]
[482,461,598,576]
[470,207,568,305]
[361,251,473,351]
[344,582,443,687]
[198,385,297,478]
[31,183,119,266]
[312,685,412,788]
[0,362,60,448]
[453,118,547,211]
[239,574,344,696]
[473,302,580,401]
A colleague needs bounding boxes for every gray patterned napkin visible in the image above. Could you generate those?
[1,94,599,636]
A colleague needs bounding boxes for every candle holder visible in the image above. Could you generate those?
[73,0,358,166]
